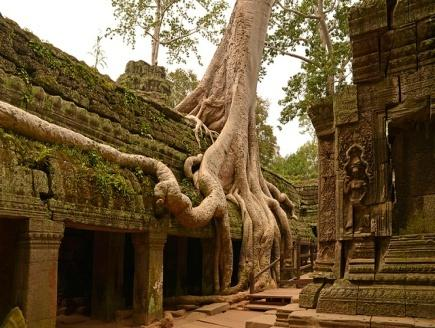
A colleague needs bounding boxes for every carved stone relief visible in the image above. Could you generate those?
[343,144,370,235]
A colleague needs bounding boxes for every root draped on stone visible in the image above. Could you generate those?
[164,292,249,306]
[175,0,296,293]
[0,0,298,298]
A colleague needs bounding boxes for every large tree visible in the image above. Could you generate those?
[1,0,295,294]
[168,69,279,167]
[265,0,352,130]
[106,0,228,65]
[175,0,295,293]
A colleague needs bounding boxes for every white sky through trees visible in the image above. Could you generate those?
[0,0,311,156]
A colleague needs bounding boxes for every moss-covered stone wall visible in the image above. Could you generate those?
[0,15,309,240]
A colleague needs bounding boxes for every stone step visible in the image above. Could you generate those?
[245,304,284,312]
[245,314,277,328]
[194,302,230,316]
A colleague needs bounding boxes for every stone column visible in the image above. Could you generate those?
[132,232,166,325]
[14,219,64,328]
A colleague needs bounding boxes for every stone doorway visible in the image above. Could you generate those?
[163,236,204,297]
[57,228,134,322]
[390,119,435,235]
[0,218,24,319]
[57,228,93,317]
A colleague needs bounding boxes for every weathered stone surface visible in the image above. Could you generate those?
[370,316,414,328]
[415,318,435,328]
[317,281,358,315]
[316,313,370,328]
[194,302,230,316]
[309,0,435,321]
[246,314,276,328]
[334,85,358,126]
[298,282,324,309]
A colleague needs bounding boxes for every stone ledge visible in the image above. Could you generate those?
[287,309,435,328]
[195,302,230,316]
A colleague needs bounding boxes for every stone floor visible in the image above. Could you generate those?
[174,309,273,327]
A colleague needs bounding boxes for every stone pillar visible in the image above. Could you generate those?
[14,219,64,328]
[132,232,166,325]
[91,232,125,320]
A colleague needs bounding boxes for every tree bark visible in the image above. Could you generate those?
[151,0,162,66]
[0,0,297,296]
[176,0,295,293]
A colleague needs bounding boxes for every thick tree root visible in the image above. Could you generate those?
[164,292,249,306]
[185,114,219,147]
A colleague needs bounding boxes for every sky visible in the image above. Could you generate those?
[0,0,311,156]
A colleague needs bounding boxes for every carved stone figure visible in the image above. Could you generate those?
[343,144,369,233]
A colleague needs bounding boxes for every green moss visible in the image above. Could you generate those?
[401,212,434,235]
[180,178,202,206]
[149,110,166,125]
[123,89,137,107]
[0,128,134,197]
[140,122,151,136]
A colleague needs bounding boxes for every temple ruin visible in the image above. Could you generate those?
[0,15,315,327]
[1,0,435,327]
[295,0,435,325]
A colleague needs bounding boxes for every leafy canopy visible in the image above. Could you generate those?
[264,0,352,131]
[255,97,279,167]
[269,139,318,183]
[167,68,199,107]
[107,0,228,65]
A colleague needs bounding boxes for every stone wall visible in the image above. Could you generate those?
[0,15,316,327]
[0,16,306,239]
[303,0,435,319]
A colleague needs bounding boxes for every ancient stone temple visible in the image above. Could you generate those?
[298,0,435,324]
[0,16,315,328]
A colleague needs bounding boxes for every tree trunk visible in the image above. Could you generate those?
[0,0,297,296]
[176,0,295,293]
[317,0,335,96]
[151,0,162,66]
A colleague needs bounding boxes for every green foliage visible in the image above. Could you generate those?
[180,178,202,206]
[84,151,135,197]
[269,139,318,183]
[256,97,279,167]
[88,34,107,70]
[0,128,134,197]
[167,68,199,107]
[28,39,98,89]
[106,0,229,65]
[265,0,352,131]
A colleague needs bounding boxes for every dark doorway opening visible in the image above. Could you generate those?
[0,218,23,319]
[231,239,242,286]
[123,233,134,308]
[164,236,203,297]
[57,228,93,316]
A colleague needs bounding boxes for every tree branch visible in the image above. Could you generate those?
[160,27,200,46]
[283,51,316,65]
[276,0,321,20]
[324,0,337,14]
[161,0,179,16]
[266,44,317,66]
